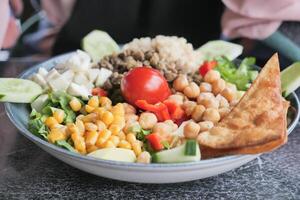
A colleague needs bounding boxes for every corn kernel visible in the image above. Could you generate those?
[85,131,99,146]
[75,119,85,134]
[84,122,98,132]
[111,103,125,115]
[104,140,116,148]
[53,110,65,124]
[109,135,120,146]
[76,114,85,120]
[93,107,105,117]
[82,113,97,123]
[118,140,132,149]
[99,96,112,108]
[118,131,126,140]
[71,133,86,154]
[126,133,136,144]
[96,120,106,131]
[69,97,82,112]
[86,145,98,153]
[88,96,99,108]
[45,117,58,129]
[109,124,122,135]
[47,128,66,143]
[101,111,114,126]
[85,105,95,113]
[132,141,142,156]
[67,123,79,133]
[96,129,111,147]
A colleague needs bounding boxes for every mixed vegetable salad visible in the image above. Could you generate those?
[1,30,299,164]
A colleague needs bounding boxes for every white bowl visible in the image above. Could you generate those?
[5,52,300,183]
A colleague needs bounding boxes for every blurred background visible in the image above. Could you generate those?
[1,0,300,67]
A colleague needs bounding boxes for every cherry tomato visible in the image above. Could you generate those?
[121,67,171,106]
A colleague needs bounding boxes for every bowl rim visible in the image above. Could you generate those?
[4,52,300,169]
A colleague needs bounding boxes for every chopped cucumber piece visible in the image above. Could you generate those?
[197,40,243,60]
[0,78,43,103]
[185,140,197,156]
[82,30,120,62]
[31,94,49,113]
[152,141,201,163]
[281,62,300,97]
[88,148,136,162]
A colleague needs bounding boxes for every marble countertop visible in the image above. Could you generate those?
[0,60,299,200]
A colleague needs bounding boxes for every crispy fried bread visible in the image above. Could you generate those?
[198,54,289,156]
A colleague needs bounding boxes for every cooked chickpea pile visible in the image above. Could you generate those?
[171,70,241,141]
[45,96,151,163]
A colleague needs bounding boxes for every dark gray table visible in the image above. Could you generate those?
[0,60,300,200]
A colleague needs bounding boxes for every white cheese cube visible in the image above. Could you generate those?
[95,68,112,87]
[67,83,90,100]
[31,73,48,89]
[38,68,48,78]
[73,73,90,85]
[61,69,75,82]
[86,68,100,83]
[48,74,71,92]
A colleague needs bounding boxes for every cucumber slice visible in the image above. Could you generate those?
[0,78,43,103]
[281,62,300,97]
[185,140,197,156]
[197,40,243,60]
[152,141,201,163]
[88,148,136,162]
[82,30,120,62]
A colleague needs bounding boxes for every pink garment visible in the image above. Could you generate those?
[222,0,300,39]
[0,0,10,48]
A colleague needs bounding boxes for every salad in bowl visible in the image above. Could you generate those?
[1,30,299,166]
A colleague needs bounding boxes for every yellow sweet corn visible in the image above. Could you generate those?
[53,110,65,124]
[84,122,98,132]
[69,97,82,112]
[85,105,95,113]
[104,140,116,148]
[45,117,58,129]
[132,141,142,156]
[82,113,97,123]
[111,103,125,116]
[85,131,99,146]
[47,128,67,143]
[71,133,86,154]
[99,96,112,109]
[117,131,126,140]
[101,111,114,126]
[88,96,99,108]
[109,124,122,135]
[75,119,85,135]
[86,145,98,153]
[95,120,106,131]
[93,107,105,118]
[118,140,132,149]
[96,129,112,147]
[108,135,120,146]
[126,133,136,144]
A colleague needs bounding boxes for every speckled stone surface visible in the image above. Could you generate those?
[0,61,300,200]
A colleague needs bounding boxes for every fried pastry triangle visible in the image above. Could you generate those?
[198,53,289,156]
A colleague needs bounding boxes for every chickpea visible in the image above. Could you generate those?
[197,96,219,109]
[182,101,197,116]
[183,82,200,99]
[139,112,158,129]
[198,121,214,132]
[226,82,237,92]
[153,122,173,137]
[204,70,220,83]
[167,94,184,105]
[219,107,231,118]
[173,75,189,92]
[216,94,229,108]
[212,79,226,95]
[197,131,209,144]
[199,82,212,93]
[123,103,136,114]
[125,113,139,123]
[191,105,206,122]
[202,108,220,123]
[197,92,214,101]
[221,87,236,102]
[164,120,178,131]
[184,121,200,139]
[137,151,151,164]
